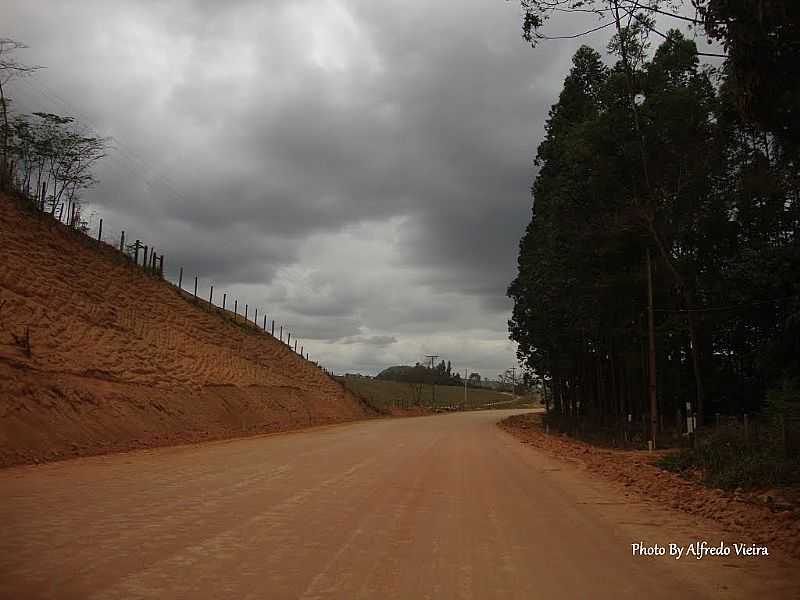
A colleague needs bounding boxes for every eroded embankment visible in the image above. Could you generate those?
[0,194,373,467]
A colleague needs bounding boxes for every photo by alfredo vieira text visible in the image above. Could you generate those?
[632,541,769,560]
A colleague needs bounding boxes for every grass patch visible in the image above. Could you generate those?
[336,376,534,412]
[655,424,800,490]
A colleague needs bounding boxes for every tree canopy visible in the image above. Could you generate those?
[509,27,800,430]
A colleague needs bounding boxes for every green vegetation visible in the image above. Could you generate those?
[338,375,537,413]
[1,40,108,221]
[377,360,463,387]
[656,429,799,491]
[656,389,800,489]
[509,4,800,449]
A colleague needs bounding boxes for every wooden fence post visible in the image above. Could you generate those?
[271,320,275,336]
[209,286,214,305]
[254,307,258,324]
[294,340,297,353]
[119,230,125,253]
[234,299,238,317]
[287,332,291,346]
[194,276,198,298]
[301,345,303,357]
[143,245,148,270]
[134,240,141,265]
[263,314,267,330]
[245,304,248,321]
[223,293,226,310]
[279,325,283,341]
[97,218,103,246]
[178,267,183,289]
[159,255,164,277]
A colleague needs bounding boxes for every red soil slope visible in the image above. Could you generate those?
[0,194,373,467]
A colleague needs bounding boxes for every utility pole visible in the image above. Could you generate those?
[425,354,439,408]
[646,247,658,449]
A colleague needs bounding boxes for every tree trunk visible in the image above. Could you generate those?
[0,80,8,192]
[646,247,658,445]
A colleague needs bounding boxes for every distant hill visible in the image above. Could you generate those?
[377,363,462,386]
[0,193,373,466]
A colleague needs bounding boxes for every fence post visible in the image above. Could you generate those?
[301,345,303,357]
[223,293,226,311]
[263,314,267,330]
[234,299,238,317]
[209,286,214,305]
[294,340,297,353]
[245,304,248,321]
[194,276,198,298]
[97,218,103,246]
[287,332,291,346]
[143,245,148,270]
[178,267,183,290]
[271,320,275,336]
[119,230,125,253]
[159,255,164,277]
[134,240,141,265]
[279,325,283,341]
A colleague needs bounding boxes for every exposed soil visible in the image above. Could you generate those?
[500,412,800,560]
[3,410,799,599]
[0,194,374,467]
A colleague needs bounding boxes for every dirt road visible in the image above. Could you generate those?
[1,410,797,599]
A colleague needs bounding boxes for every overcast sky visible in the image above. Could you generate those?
[5,0,618,377]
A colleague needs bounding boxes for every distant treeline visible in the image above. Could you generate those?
[509,10,799,433]
[377,362,469,387]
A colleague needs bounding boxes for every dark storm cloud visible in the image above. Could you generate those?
[3,0,600,374]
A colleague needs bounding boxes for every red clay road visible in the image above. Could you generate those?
[1,410,797,599]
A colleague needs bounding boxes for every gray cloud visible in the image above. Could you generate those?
[340,335,397,347]
[3,0,597,375]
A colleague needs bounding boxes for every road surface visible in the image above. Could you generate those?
[1,410,797,599]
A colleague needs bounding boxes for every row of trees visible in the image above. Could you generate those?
[509,2,799,439]
[0,39,106,225]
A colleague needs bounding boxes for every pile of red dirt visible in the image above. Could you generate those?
[0,194,374,467]
[501,413,800,559]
